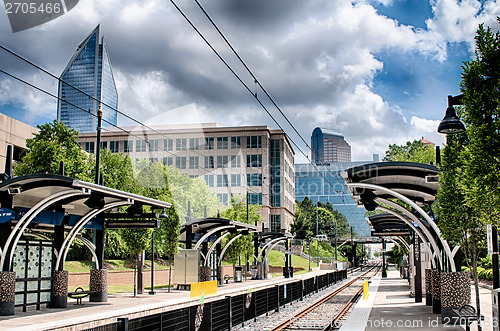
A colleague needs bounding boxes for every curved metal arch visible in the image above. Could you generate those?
[392,236,410,253]
[386,237,406,254]
[1,189,86,271]
[204,232,231,267]
[75,235,99,270]
[377,199,441,269]
[264,239,287,262]
[256,237,284,262]
[218,234,243,264]
[193,226,233,250]
[57,201,130,271]
[347,182,454,272]
[376,205,436,269]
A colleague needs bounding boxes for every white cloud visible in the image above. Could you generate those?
[1,0,499,164]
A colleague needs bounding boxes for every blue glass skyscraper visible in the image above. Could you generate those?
[295,162,371,237]
[57,25,118,133]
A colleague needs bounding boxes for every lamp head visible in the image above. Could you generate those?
[437,106,466,134]
[437,94,466,134]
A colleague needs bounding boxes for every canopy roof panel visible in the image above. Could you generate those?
[180,217,260,243]
[367,213,411,237]
[343,162,439,206]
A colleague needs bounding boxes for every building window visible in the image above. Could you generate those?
[123,140,133,153]
[205,175,214,187]
[217,155,228,168]
[164,138,173,151]
[85,141,95,154]
[231,155,241,168]
[231,174,240,187]
[149,139,159,152]
[100,141,107,149]
[189,156,198,169]
[136,140,146,152]
[247,174,262,186]
[163,157,173,167]
[248,192,262,205]
[205,137,214,150]
[150,157,158,163]
[176,138,187,151]
[270,139,281,207]
[217,137,228,149]
[204,156,214,168]
[270,215,281,233]
[217,193,229,205]
[217,174,228,187]
[231,136,241,149]
[176,157,186,169]
[246,136,262,148]
[247,154,262,167]
[189,138,199,150]
[109,141,119,153]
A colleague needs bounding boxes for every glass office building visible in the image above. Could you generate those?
[295,162,371,237]
[57,25,118,133]
[311,127,351,164]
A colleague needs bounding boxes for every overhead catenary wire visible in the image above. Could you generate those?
[173,0,361,224]
[169,0,340,193]
[0,15,358,224]
[0,66,271,200]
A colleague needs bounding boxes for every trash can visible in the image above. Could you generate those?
[250,266,258,280]
[234,266,243,282]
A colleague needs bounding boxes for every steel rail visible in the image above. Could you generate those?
[269,265,380,331]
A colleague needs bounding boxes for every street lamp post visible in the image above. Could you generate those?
[149,229,155,295]
[315,192,319,264]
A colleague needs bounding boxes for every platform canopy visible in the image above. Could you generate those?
[180,217,260,247]
[342,161,456,271]
[344,161,439,207]
[0,174,172,271]
[367,213,411,237]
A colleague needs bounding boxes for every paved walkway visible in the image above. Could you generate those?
[341,265,494,331]
[0,268,332,331]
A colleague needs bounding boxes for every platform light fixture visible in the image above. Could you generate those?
[437,95,466,134]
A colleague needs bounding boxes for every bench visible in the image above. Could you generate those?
[68,287,97,305]
[453,304,484,331]
[223,274,233,284]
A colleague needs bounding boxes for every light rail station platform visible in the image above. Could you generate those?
[0,268,341,331]
[341,265,493,331]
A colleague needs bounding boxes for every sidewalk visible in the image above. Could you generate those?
[341,265,494,331]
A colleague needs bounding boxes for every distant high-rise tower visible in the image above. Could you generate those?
[57,25,118,133]
[311,127,351,164]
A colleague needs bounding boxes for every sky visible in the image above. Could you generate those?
[1,0,499,162]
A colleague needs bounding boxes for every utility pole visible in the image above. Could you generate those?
[315,193,319,263]
[350,226,354,268]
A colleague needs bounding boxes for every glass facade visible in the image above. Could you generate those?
[58,25,118,133]
[295,162,371,237]
[270,139,281,207]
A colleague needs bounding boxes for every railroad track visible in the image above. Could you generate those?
[268,264,380,331]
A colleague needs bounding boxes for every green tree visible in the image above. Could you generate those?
[161,165,222,220]
[220,196,261,266]
[438,19,500,329]
[291,201,313,239]
[318,201,351,238]
[14,120,91,179]
[383,139,435,164]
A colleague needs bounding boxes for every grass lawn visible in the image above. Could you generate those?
[65,259,171,273]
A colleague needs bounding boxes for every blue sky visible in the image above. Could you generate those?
[0,0,499,161]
